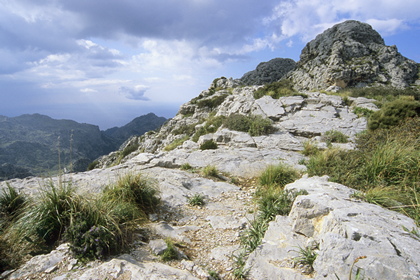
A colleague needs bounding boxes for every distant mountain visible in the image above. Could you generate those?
[103,113,167,148]
[0,113,166,180]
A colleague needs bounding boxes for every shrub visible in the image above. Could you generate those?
[353,107,374,118]
[187,194,205,206]
[306,118,420,223]
[224,114,275,136]
[200,139,218,150]
[196,94,228,109]
[102,173,160,215]
[258,163,300,188]
[253,80,297,99]
[301,141,320,156]
[201,165,219,178]
[164,135,190,151]
[322,130,349,144]
[87,160,99,171]
[368,99,420,130]
[0,184,27,225]
[121,143,140,158]
[161,239,179,261]
[192,116,226,142]
[180,163,193,170]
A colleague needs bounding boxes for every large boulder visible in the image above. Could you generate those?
[288,20,418,90]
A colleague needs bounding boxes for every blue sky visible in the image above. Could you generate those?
[1,0,419,129]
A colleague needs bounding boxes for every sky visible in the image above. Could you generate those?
[1,0,419,129]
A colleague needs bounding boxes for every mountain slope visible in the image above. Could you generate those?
[0,113,166,179]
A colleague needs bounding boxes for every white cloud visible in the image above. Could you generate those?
[119,85,150,101]
[264,0,420,43]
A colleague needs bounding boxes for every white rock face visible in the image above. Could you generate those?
[245,176,420,280]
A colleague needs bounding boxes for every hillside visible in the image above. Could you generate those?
[0,113,166,180]
[0,20,419,280]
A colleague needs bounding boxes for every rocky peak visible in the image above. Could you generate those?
[288,20,419,90]
[240,58,296,86]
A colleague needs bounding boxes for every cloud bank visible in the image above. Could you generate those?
[0,0,419,128]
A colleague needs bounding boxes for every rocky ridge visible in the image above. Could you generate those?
[1,20,420,280]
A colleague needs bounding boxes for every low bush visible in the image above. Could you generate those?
[164,135,190,151]
[196,94,228,109]
[306,117,420,224]
[353,107,374,118]
[0,184,27,225]
[258,163,300,188]
[201,165,219,178]
[161,239,179,261]
[224,114,275,136]
[200,139,218,150]
[121,142,140,158]
[322,130,349,144]
[301,141,320,156]
[368,98,420,130]
[187,194,205,206]
[253,80,298,99]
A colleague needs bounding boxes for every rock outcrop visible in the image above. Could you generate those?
[240,58,296,85]
[288,20,418,90]
[246,176,420,280]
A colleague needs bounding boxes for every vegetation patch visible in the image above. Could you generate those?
[353,107,374,118]
[195,94,229,109]
[306,117,419,224]
[253,80,301,99]
[200,139,218,150]
[233,163,305,278]
[201,165,219,178]
[164,135,190,151]
[0,173,160,270]
[224,114,275,136]
[368,98,420,130]
[322,130,349,145]
[187,194,205,206]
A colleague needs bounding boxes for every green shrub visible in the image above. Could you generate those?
[180,163,193,170]
[224,114,275,136]
[161,239,179,261]
[353,107,374,118]
[121,143,140,158]
[368,99,420,130]
[187,194,205,206]
[201,165,219,178]
[164,135,190,151]
[340,86,420,102]
[102,173,160,215]
[87,160,99,171]
[258,163,300,188]
[301,141,320,156]
[323,130,349,144]
[306,118,420,224]
[0,184,27,225]
[196,94,228,109]
[253,80,298,99]
[192,116,226,142]
[200,139,218,150]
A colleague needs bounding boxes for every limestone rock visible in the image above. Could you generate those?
[78,255,198,280]
[288,20,418,90]
[245,176,420,280]
[240,58,296,85]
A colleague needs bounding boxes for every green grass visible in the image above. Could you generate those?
[0,183,27,225]
[201,165,219,178]
[301,141,320,156]
[323,130,349,144]
[293,245,317,267]
[161,238,179,261]
[200,139,218,150]
[233,163,305,278]
[253,80,300,99]
[187,194,205,206]
[258,163,301,188]
[223,114,275,136]
[0,172,161,270]
[164,135,190,151]
[306,117,420,224]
